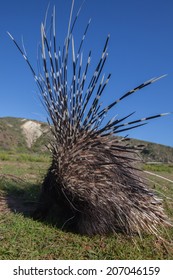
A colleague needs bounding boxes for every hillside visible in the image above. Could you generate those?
[0,117,173,162]
[0,117,50,154]
[129,138,173,163]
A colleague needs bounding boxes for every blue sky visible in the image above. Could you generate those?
[0,0,173,147]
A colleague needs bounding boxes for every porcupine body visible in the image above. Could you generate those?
[8,1,171,236]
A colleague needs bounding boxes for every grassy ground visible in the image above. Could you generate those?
[0,155,173,260]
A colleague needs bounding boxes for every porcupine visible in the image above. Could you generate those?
[8,0,172,236]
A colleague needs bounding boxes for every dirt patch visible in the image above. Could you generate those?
[21,121,43,148]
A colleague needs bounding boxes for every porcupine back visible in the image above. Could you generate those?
[8,0,172,236]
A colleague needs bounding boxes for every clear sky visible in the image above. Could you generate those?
[0,0,173,147]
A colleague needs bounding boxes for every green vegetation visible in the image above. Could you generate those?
[143,163,173,173]
[0,117,28,152]
[0,117,173,259]
[0,152,173,260]
[0,151,51,163]
[0,212,172,260]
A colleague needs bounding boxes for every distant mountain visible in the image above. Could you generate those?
[128,138,173,163]
[0,117,173,162]
[0,117,49,153]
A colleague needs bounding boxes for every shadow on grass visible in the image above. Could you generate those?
[0,178,40,217]
[0,177,173,256]
[0,177,77,234]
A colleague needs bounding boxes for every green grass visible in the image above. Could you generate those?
[0,151,51,163]
[0,156,173,260]
[143,163,173,173]
[0,153,10,161]
[1,212,172,260]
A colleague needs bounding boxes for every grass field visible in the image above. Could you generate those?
[0,154,173,260]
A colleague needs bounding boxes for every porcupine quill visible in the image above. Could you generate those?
[8,0,172,237]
